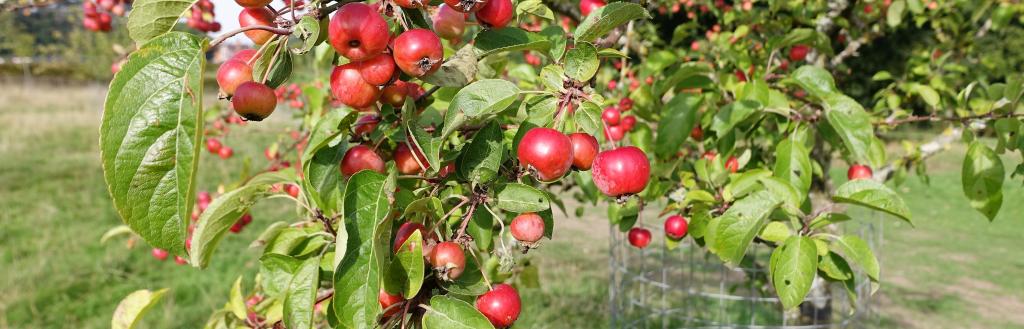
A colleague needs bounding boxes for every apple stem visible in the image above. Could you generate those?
[208,25,293,49]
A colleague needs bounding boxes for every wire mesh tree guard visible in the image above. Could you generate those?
[608,218,882,328]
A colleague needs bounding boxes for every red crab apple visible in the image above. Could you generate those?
[328,3,390,61]
[285,184,300,198]
[218,146,234,159]
[725,156,739,173]
[618,98,634,112]
[602,107,621,125]
[216,60,253,95]
[340,145,386,176]
[475,284,522,328]
[356,53,396,86]
[151,248,169,261]
[847,164,872,180]
[353,114,381,136]
[393,222,435,253]
[690,126,703,141]
[510,212,545,244]
[604,124,624,141]
[381,81,409,107]
[579,0,606,16]
[517,128,574,181]
[664,215,688,240]
[432,4,466,40]
[330,63,381,108]
[235,0,271,8]
[443,0,485,13]
[238,8,276,45]
[568,132,599,170]
[430,241,466,280]
[475,0,513,29]
[438,162,456,178]
[628,227,651,249]
[174,256,188,265]
[789,44,810,62]
[392,29,444,77]
[206,138,222,154]
[379,289,405,317]
[232,82,277,121]
[620,115,637,131]
[394,141,429,174]
[591,146,651,197]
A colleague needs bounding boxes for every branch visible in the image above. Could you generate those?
[209,25,293,49]
[875,112,1024,127]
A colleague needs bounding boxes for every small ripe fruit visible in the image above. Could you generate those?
[602,107,621,125]
[356,53,396,86]
[393,0,425,8]
[218,147,234,159]
[216,60,253,95]
[579,0,606,16]
[174,256,188,265]
[151,248,169,261]
[568,133,599,170]
[438,162,456,178]
[206,138,223,154]
[517,128,574,181]
[329,3,390,61]
[238,8,277,45]
[475,284,522,328]
[789,44,810,62]
[330,63,381,108]
[197,191,212,204]
[392,29,444,77]
[475,0,513,29]
[690,126,703,141]
[620,115,637,131]
[235,0,271,8]
[432,4,466,40]
[725,156,739,173]
[847,164,873,180]
[232,82,277,121]
[591,147,651,197]
[664,215,688,240]
[379,289,405,317]
[393,222,433,253]
[430,241,466,280]
[285,184,300,198]
[443,0,485,13]
[394,142,429,174]
[604,125,624,141]
[380,81,409,107]
[510,212,545,244]
[618,98,634,112]
[230,221,244,233]
[628,227,652,249]
[702,151,717,161]
[340,145,386,177]
[353,114,381,136]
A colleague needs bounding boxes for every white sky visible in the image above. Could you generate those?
[206,0,306,41]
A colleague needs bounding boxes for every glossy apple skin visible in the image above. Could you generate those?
[394,142,429,174]
[378,289,404,317]
[330,63,381,108]
[328,3,390,61]
[393,222,435,253]
[620,115,637,131]
[235,0,271,8]
[392,29,444,77]
[725,156,739,173]
[604,124,624,141]
[231,82,277,121]
[340,145,386,177]
[356,53,396,86]
[151,248,169,261]
[664,215,689,240]
[628,227,651,249]
[517,128,574,181]
[602,107,621,125]
[475,284,522,328]
[789,44,810,62]
[353,114,380,136]
[381,81,409,107]
[847,164,873,180]
[591,146,651,197]
[475,0,513,29]
[568,133,599,170]
[238,8,276,45]
[216,60,253,95]
[579,0,606,16]
[510,212,545,243]
[690,126,703,141]
[432,4,466,40]
[443,0,485,13]
[430,241,466,280]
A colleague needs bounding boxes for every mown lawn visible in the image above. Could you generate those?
[0,84,1021,329]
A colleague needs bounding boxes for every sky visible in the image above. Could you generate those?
[207,0,305,41]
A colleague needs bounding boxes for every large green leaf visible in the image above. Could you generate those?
[830,235,880,283]
[456,122,505,183]
[962,141,1005,221]
[332,171,392,328]
[285,256,321,329]
[822,94,882,167]
[708,191,781,266]
[654,93,701,158]
[769,236,817,310]
[442,79,520,139]
[564,42,599,81]
[421,44,478,87]
[101,32,207,255]
[259,253,301,298]
[302,109,357,213]
[473,28,552,58]
[386,230,425,298]
[789,66,837,98]
[573,101,603,137]
[422,295,496,329]
[573,2,650,42]
[111,288,169,329]
[126,0,197,44]
[493,183,550,213]
[773,137,812,198]
[189,170,296,268]
[833,179,912,224]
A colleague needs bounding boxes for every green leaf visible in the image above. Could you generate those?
[807,213,852,231]
[887,0,906,27]
[540,26,568,61]
[126,0,196,44]
[101,32,206,255]
[473,28,552,58]
[830,235,880,283]
[111,288,169,329]
[833,179,912,224]
[387,230,425,297]
[822,94,881,166]
[760,221,792,244]
[493,183,550,213]
[443,79,520,139]
[597,48,629,59]
[789,66,837,98]
[708,191,782,265]
[302,109,357,213]
[259,254,301,298]
[405,8,433,30]
[913,84,941,108]
[285,256,321,329]
[573,2,650,42]
[818,251,854,281]
[769,236,817,310]
[456,122,505,183]
[515,0,554,20]
[421,44,479,88]
[962,141,1005,220]
[773,137,812,198]
[291,16,324,55]
[228,277,247,319]
[654,93,701,158]
[252,39,293,89]
[190,170,296,267]
[467,206,495,251]
[564,42,599,81]
[710,101,758,136]
[422,295,496,329]
[574,101,603,137]
[407,123,444,174]
[333,171,392,328]
[688,205,713,239]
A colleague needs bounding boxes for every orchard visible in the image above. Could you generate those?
[26,0,1015,327]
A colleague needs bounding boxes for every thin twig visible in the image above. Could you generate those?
[209,25,293,49]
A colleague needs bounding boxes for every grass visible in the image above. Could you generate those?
[0,83,1022,328]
